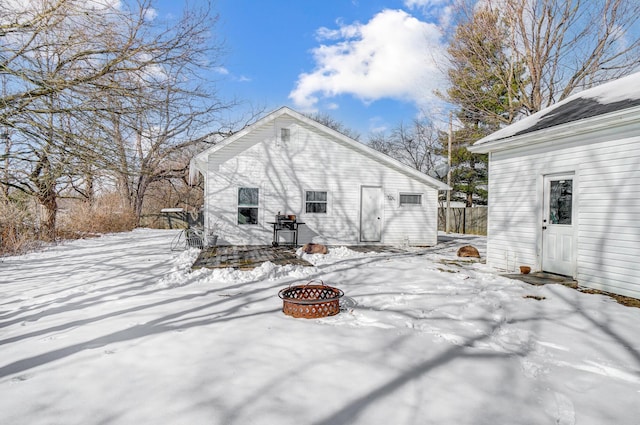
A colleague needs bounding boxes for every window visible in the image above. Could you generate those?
[305,190,328,213]
[280,128,290,142]
[238,187,259,224]
[399,193,422,206]
[549,180,572,224]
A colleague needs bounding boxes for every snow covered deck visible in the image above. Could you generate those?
[192,245,313,270]
[191,245,408,270]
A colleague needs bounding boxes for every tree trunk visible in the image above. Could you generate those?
[29,149,59,241]
[39,192,58,241]
[133,175,150,226]
[115,172,134,210]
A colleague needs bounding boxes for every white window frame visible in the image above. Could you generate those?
[304,190,329,214]
[237,187,259,225]
[280,127,291,143]
[399,193,423,207]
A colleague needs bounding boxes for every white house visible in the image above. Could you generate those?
[190,107,449,247]
[469,72,640,299]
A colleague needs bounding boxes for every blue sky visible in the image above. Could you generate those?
[155,0,454,138]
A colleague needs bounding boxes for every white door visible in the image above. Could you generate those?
[360,186,383,242]
[542,174,575,276]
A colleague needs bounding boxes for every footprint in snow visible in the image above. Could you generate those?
[10,375,30,383]
[554,392,576,425]
[351,314,395,329]
[520,358,547,379]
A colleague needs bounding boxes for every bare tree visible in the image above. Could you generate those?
[104,71,234,223]
[86,2,242,224]
[1,0,235,237]
[439,0,640,207]
[486,0,640,113]
[303,112,361,141]
[1,0,160,238]
[367,118,441,175]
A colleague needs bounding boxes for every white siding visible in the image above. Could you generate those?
[205,117,440,246]
[487,133,640,298]
[486,151,540,273]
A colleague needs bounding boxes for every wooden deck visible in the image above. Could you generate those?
[192,245,313,270]
[191,245,408,270]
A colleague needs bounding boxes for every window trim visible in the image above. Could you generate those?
[399,193,423,207]
[304,189,329,214]
[280,127,291,143]
[237,187,259,225]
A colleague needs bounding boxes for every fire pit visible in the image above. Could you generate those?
[278,280,344,319]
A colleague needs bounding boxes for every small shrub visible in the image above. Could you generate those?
[58,193,136,237]
[0,199,42,255]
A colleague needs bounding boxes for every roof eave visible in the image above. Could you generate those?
[469,105,640,154]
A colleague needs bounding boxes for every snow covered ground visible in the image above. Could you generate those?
[1,229,639,425]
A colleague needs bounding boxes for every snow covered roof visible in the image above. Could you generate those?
[190,106,450,190]
[469,72,640,153]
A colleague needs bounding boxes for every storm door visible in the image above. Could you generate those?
[542,174,576,276]
[360,186,383,242]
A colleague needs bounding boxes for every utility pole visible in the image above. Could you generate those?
[446,111,452,233]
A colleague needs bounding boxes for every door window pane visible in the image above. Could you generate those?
[549,180,572,225]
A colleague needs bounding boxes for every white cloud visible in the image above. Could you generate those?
[213,67,251,83]
[404,0,454,29]
[368,116,389,134]
[289,9,447,112]
[404,0,446,8]
[144,7,158,21]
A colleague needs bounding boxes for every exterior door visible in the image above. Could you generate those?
[542,174,575,276]
[360,186,383,242]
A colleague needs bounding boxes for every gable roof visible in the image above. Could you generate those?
[190,106,450,190]
[469,72,640,153]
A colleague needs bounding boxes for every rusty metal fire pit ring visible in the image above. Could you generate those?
[278,279,344,319]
